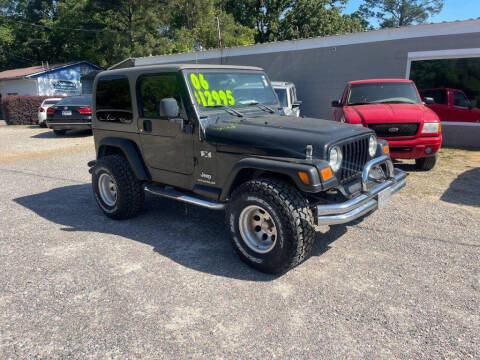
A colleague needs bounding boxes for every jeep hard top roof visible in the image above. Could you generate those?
[97,64,264,77]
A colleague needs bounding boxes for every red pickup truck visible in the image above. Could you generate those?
[420,88,480,123]
[332,79,442,171]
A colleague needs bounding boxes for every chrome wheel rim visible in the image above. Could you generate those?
[98,173,118,207]
[239,205,277,254]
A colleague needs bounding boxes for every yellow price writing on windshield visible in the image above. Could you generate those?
[190,73,235,107]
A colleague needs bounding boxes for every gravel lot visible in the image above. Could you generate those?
[0,127,479,359]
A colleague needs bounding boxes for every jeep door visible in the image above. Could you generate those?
[137,73,194,174]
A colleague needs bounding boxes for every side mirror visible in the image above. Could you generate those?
[159,98,179,119]
[423,97,435,105]
[292,101,302,108]
[331,100,342,108]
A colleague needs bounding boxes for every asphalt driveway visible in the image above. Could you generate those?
[0,127,479,359]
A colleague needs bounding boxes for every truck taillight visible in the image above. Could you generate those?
[47,108,56,115]
[77,107,92,115]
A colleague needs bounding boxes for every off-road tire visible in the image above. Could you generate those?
[226,178,316,274]
[415,155,437,171]
[53,129,67,136]
[39,121,47,128]
[92,155,144,220]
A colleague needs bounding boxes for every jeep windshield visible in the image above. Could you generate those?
[348,82,421,105]
[184,70,278,114]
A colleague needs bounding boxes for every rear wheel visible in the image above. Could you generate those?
[415,155,437,171]
[226,178,315,274]
[53,129,66,136]
[39,121,47,128]
[92,155,144,220]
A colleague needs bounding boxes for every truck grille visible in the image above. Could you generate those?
[368,123,419,138]
[339,137,369,183]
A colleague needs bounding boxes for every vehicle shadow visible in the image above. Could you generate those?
[31,130,92,139]
[441,167,480,207]
[14,184,346,280]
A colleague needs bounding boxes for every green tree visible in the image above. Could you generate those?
[278,0,365,40]
[359,0,444,28]
[225,0,364,43]
[169,0,255,52]
[224,0,292,43]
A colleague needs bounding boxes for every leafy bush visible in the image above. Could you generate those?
[1,95,51,125]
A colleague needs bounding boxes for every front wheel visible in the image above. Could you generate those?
[92,155,144,220]
[226,178,316,274]
[415,155,437,171]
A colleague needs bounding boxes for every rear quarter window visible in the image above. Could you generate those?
[96,75,133,123]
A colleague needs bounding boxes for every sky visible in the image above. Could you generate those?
[344,0,480,24]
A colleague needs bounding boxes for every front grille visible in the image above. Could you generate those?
[368,123,419,138]
[339,137,369,183]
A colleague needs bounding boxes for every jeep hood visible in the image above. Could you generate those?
[346,104,436,124]
[204,115,372,159]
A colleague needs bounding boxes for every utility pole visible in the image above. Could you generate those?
[216,16,222,48]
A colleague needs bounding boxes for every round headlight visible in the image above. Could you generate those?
[329,146,343,172]
[368,135,377,157]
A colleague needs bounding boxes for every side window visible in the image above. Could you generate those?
[454,91,469,108]
[138,74,183,118]
[96,75,132,123]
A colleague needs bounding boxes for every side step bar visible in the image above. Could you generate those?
[144,185,225,210]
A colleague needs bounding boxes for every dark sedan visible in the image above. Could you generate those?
[46,95,92,135]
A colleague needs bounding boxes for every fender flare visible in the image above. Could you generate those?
[97,137,150,181]
[220,157,332,201]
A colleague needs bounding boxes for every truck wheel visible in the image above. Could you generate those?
[92,155,144,220]
[53,129,66,136]
[415,155,437,171]
[226,178,315,274]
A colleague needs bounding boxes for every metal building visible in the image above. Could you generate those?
[110,19,480,147]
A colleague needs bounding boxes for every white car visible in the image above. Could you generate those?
[272,81,302,117]
[38,98,62,127]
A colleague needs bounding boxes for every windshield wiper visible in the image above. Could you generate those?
[241,101,275,114]
[210,105,244,117]
[377,100,415,104]
[348,102,373,106]
[256,103,275,114]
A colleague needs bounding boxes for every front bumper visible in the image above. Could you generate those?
[317,156,407,225]
[385,135,442,160]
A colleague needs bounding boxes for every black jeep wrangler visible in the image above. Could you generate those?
[88,64,406,274]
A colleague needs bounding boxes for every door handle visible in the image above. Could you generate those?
[143,120,152,132]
